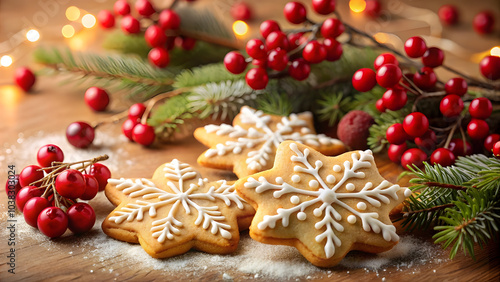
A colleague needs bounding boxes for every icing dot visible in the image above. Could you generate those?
[333,165,341,172]
[233,147,242,154]
[357,202,367,210]
[297,212,307,221]
[290,196,300,204]
[313,208,322,217]
[404,188,412,197]
[275,177,284,184]
[347,215,357,224]
[291,175,301,183]
[326,175,335,184]
[315,160,323,168]
[301,128,311,134]
[309,180,319,189]
[346,183,355,191]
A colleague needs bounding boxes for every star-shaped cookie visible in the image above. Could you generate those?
[194,106,346,178]
[102,159,255,258]
[235,141,412,267]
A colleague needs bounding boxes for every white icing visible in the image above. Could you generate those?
[244,144,409,259]
[203,106,342,171]
[108,159,247,243]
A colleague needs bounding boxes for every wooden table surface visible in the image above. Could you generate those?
[1,0,499,281]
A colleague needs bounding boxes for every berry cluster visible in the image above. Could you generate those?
[12,144,111,238]
[438,4,496,35]
[352,35,499,169]
[122,102,156,146]
[97,0,198,68]
[224,0,343,90]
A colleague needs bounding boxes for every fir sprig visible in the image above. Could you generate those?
[401,155,500,259]
[367,109,409,153]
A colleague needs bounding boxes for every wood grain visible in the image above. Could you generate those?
[1,0,499,281]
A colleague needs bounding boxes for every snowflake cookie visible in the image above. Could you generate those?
[234,141,412,267]
[194,106,346,178]
[102,159,255,258]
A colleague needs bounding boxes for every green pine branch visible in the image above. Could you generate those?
[367,109,409,153]
[401,155,500,259]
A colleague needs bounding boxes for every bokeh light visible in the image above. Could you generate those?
[349,0,366,13]
[491,47,500,57]
[232,20,249,36]
[66,6,80,21]
[0,55,13,67]
[82,14,96,28]
[62,25,76,38]
[26,29,40,42]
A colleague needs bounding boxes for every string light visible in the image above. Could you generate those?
[1,55,13,67]
[232,20,249,36]
[26,29,40,42]
[491,47,500,57]
[82,14,96,28]
[66,6,80,21]
[62,25,76,38]
[349,0,366,13]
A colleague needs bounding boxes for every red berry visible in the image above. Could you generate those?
[67,203,96,234]
[430,148,455,167]
[365,0,381,18]
[55,169,86,199]
[16,186,43,212]
[287,33,304,51]
[352,68,376,92]
[320,18,345,38]
[493,141,500,157]
[145,25,167,48]
[388,143,407,164]
[132,123,156,146]
[135,0,155,17]
[128,103,147,120]
[224,51,248,74]
[479,56,500,81]
[312,0,335,15]
[267,49,289,71]
[37,144,64,168]
[376,64,402,88]
[87,163,112,192]
[302,40,327,64]
[401,148,427,170]
[373,53,398,70]
[422,47,444,68]
[246,39,267,60]
[245,68,268,90]
[19,165,44,187]
[122,118,139,141]
[121,15,140,34]
[439,94,464,118]
[403,112,429,138]
[148,47,170,68]
[80,174,99,200]
[5,174,21,197]
[473,11,495,34]
[14,67,36,91]
[438,5,459,25]
[414,129,437,152]
[484,134,500,153]
[382,88,407,111]
[178,37,196,50]
[23,197,50,228]
[114,0,131,15]
[84,87,110,111]
[266,31,289,51]
[449,138,473,157]
[158,9,180,30]
[260,20,281,39]
[66,121,95,148]
[445,77,467,96]
[467,119,489,140]
[252,59,267,68]
[323,38,343,61]
[469,97,492,119]
[386,123,408,145]
[37,207,68,238]
[375,98,386,112]
[404,36,427,58]
[231,2,252,21]
[288,59,310,81]
[284,2,307,24]
[97,10,115,29]
[413,67,437,90]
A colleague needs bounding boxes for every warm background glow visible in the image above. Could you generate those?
[62,25,76,38]
[0,55,13,67]
[66,6,80,21]
[26,29,40,42]
[491,47,500,57]
[232,20,249,36]
[82,14,96,28]
[349,0,366,13]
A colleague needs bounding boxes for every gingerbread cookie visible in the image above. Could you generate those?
[235,141,412,267]
[194,106,346,178]
[102,159,255,258]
